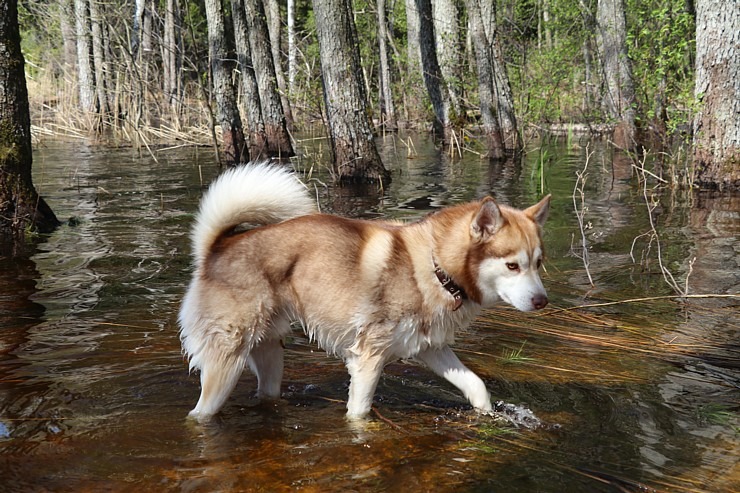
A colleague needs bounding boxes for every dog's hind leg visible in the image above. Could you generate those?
[189,351,247,421]
[345,354,386,419]
[247,337,284,399]
[415,345,492,412]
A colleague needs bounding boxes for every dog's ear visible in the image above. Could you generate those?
[471,197,503,242]
[525,194,551,227]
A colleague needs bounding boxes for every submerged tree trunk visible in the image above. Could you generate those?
[692,0,739,190]
[0,0,59,241]
[377,0,397,129]
[204,0,248,165]
[415,0,452,141]
[312,0,390,183]
[595,0,637,149]
[243,0,294,157]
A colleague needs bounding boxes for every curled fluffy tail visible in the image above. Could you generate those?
[191,162,317,266]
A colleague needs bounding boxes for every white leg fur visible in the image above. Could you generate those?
[345,355,386,418]
[247,338,284,399]
[189,351,247,420]
[415,345,492,412]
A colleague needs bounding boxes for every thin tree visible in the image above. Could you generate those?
[312,0,390,183]
[204,0,249,165]
[693,0,739,190]
[264,0,294,128]
[0,0,59,242]
[377,0,397,129]
[595,0,637,149]
[74,0,97,113]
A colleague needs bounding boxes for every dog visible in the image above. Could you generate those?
[179,163,550,421]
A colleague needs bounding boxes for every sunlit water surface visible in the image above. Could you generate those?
[0,135,737,492]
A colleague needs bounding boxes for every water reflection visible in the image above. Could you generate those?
[0,137,736,491]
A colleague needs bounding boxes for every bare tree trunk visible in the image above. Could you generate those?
[59,0,77,74]
[204,0,248,165]
[312,0,390,183]
[415,0,452,141]
[89,0,110,117]
[0,0,59,241]
[404,0,424,122]
[465,0,520,156]
[287,0,296,96]
[163,0,183,112]
[243,0,294,157]
[231,0,269,158]
[595,0,637,149]
[693,0,739,190]
[264,0,294,128]
[377,0,397,129]
[74,0,97,112]
[433,0,462,117]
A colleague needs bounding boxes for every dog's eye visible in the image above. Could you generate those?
[506,262,520,271]
[536,258,542,269]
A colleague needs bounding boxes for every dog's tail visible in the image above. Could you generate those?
[191,162,317,266]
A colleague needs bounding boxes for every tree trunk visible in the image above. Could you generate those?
[404,0,425,121]
[692,0,739,190]
[595,0,637,149]
[243,0,294,157]
[287,0,296,97]
[264,0,294,128]
[0,0,59,242]
[231,0,269,158]
[204,0,248,165]
[415,0,452,141]
[312,0,390,183]
[89,0,110,117]
[432,0,462,118]
[74,0,97,112]
[163,0,183,112]
[377,0,397,129]
[59,0,77,73]
[464,0,520,156]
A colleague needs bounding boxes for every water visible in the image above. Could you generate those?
[0,135,737,492]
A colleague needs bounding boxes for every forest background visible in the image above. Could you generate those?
[14,0,734,187]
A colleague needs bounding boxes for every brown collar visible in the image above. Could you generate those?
[433,260,468,311]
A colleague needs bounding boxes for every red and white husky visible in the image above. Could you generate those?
[179,163,550,421]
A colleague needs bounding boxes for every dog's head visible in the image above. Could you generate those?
[470,195,551,312]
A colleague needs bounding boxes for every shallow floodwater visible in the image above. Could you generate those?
[0,135,737,492]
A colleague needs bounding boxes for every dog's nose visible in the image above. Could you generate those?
[532,294,548,310]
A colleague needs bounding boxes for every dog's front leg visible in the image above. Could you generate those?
[344,354,385,419]
[415,345,492,412]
